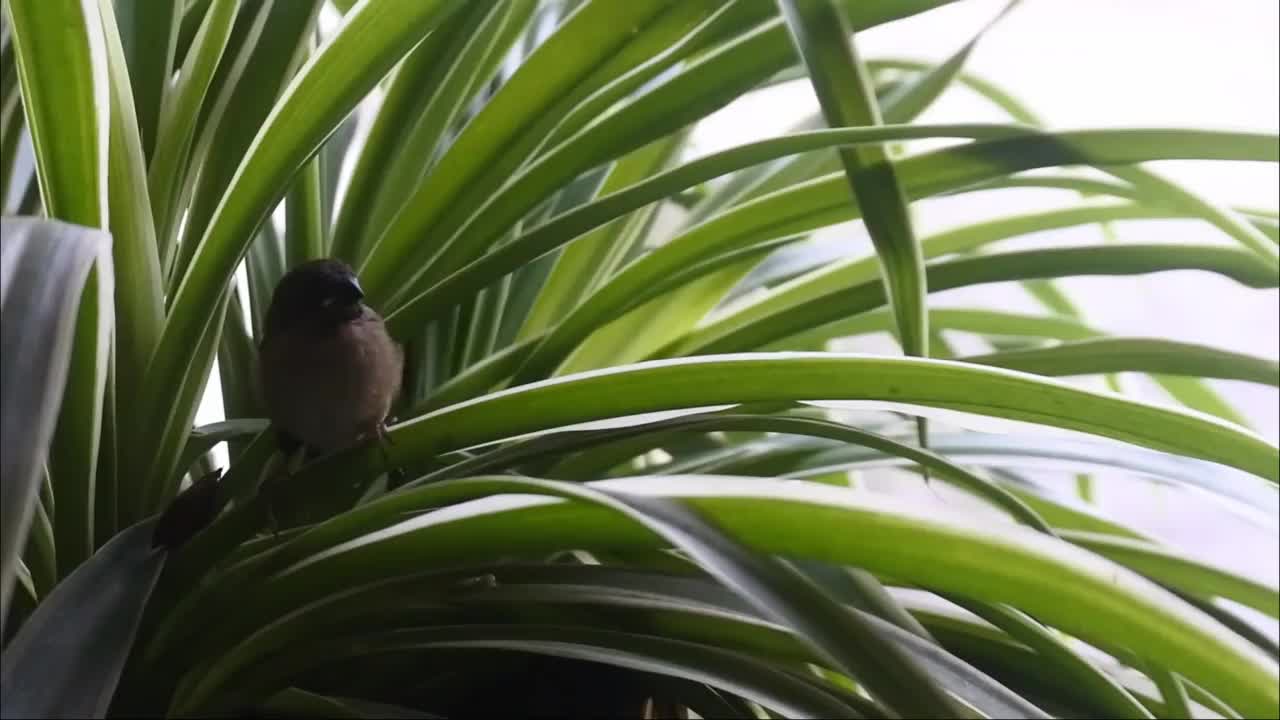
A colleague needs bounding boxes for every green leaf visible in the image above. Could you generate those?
[140,289,231,516]
[257,688,442,719]
[411,337,540,414]
[358,0,695,301]
[791,431,1278,519]
[1060,530,1278,618]
[963,338,1280,387]
[778,0,928,359]
[364,2,963,309]
[216,288,263,450]
[96,0,165,422]
[201,562,1045,716]
[416,412,1051,533]
[558,251,768,374]
[329,0,518,264]
[1144,664,1195,720]
[1106,163,1278,270]
[47,259,113,575]
[877,57,1278,270]
[176,419,269,484]
[112,0,179,160]
[0,520,166,719]
[654,189,1273,365]
[286,353,1280,507]
[9,0,118,573]
[1153,374,1251,426]
[869,57,1042,126]
[317,113,355,244]
[509,480,970,715]
[167,0,321,288]
[878,2,1018,124]
[761,307,1099,351]
[519,134,688,340]
[0,218,108,627]
[171,0,212,69]
[185,478,969,717]
[670,244,1277,359]
[186,624,868,718]
[9,558,38,617]
[245,219,285,338]
[93,350,118,547]
[346,0,537,266]
[284,150,325,267]
[530,1,764,157]
[0,33,23,209]
[147,0,249,273]
[242,475,1279,716]
[5,0,109,227]
[997,482,1150,540]
[21,477,57,599]
[945,598,1154,719]
[383,125,1276,378]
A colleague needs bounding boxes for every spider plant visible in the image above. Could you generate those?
[1,0,1277,717]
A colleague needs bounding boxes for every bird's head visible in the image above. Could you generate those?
[265,258,367,335]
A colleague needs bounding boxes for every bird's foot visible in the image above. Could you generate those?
[265,502,281,540]
[258,449,303,539]
[376,421,407,486]
[257,473,284,539]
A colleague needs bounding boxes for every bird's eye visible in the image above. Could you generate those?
[321,296,337,308]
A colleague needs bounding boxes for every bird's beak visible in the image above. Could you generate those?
[344,275,365,302]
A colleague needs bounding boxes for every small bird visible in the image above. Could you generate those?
[258,258,404,475]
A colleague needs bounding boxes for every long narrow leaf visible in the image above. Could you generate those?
[329,0,516,263]
[278,353,1280,513]
[778,0,928,359]
[963,338,1279,387]
[96,0,165,421]
[0,218,108,630]
[112,0,179,160]
[380,126,1276,372]
[946,598,1154,719]
[241,475,1280,716]
[0,520,166,719]
[671,245,1276,360]
[147,0,250,271]
[4,0,108,228]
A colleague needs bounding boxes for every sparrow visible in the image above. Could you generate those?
[258,258,404,476]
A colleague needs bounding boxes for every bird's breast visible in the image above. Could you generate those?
[260,314,402,453]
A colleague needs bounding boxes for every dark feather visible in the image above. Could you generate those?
[152,468,222,549]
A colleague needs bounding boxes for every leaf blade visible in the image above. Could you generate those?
[0,520,166,719]
[0,218,109,630]
[778,0,928,359]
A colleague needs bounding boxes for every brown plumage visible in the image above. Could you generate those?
[258,259,403,458]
